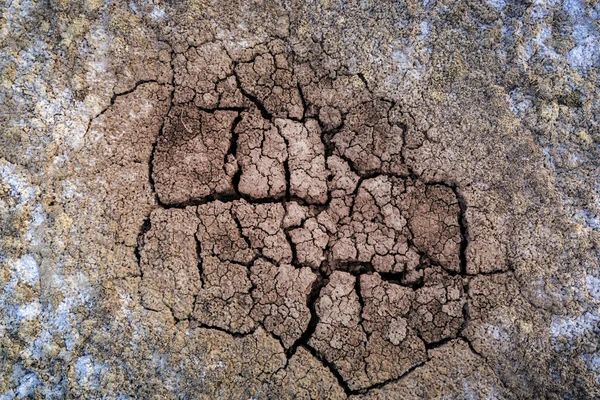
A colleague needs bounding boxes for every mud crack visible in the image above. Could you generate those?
[123,38,487,394]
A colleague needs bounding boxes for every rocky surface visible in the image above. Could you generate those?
[1,0,600,398]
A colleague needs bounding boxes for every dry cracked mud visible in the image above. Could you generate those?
[2,1,600,399]
[130,42,477,392]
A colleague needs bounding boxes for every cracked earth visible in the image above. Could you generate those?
[104,40,504,394]
[3,1,600,398]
